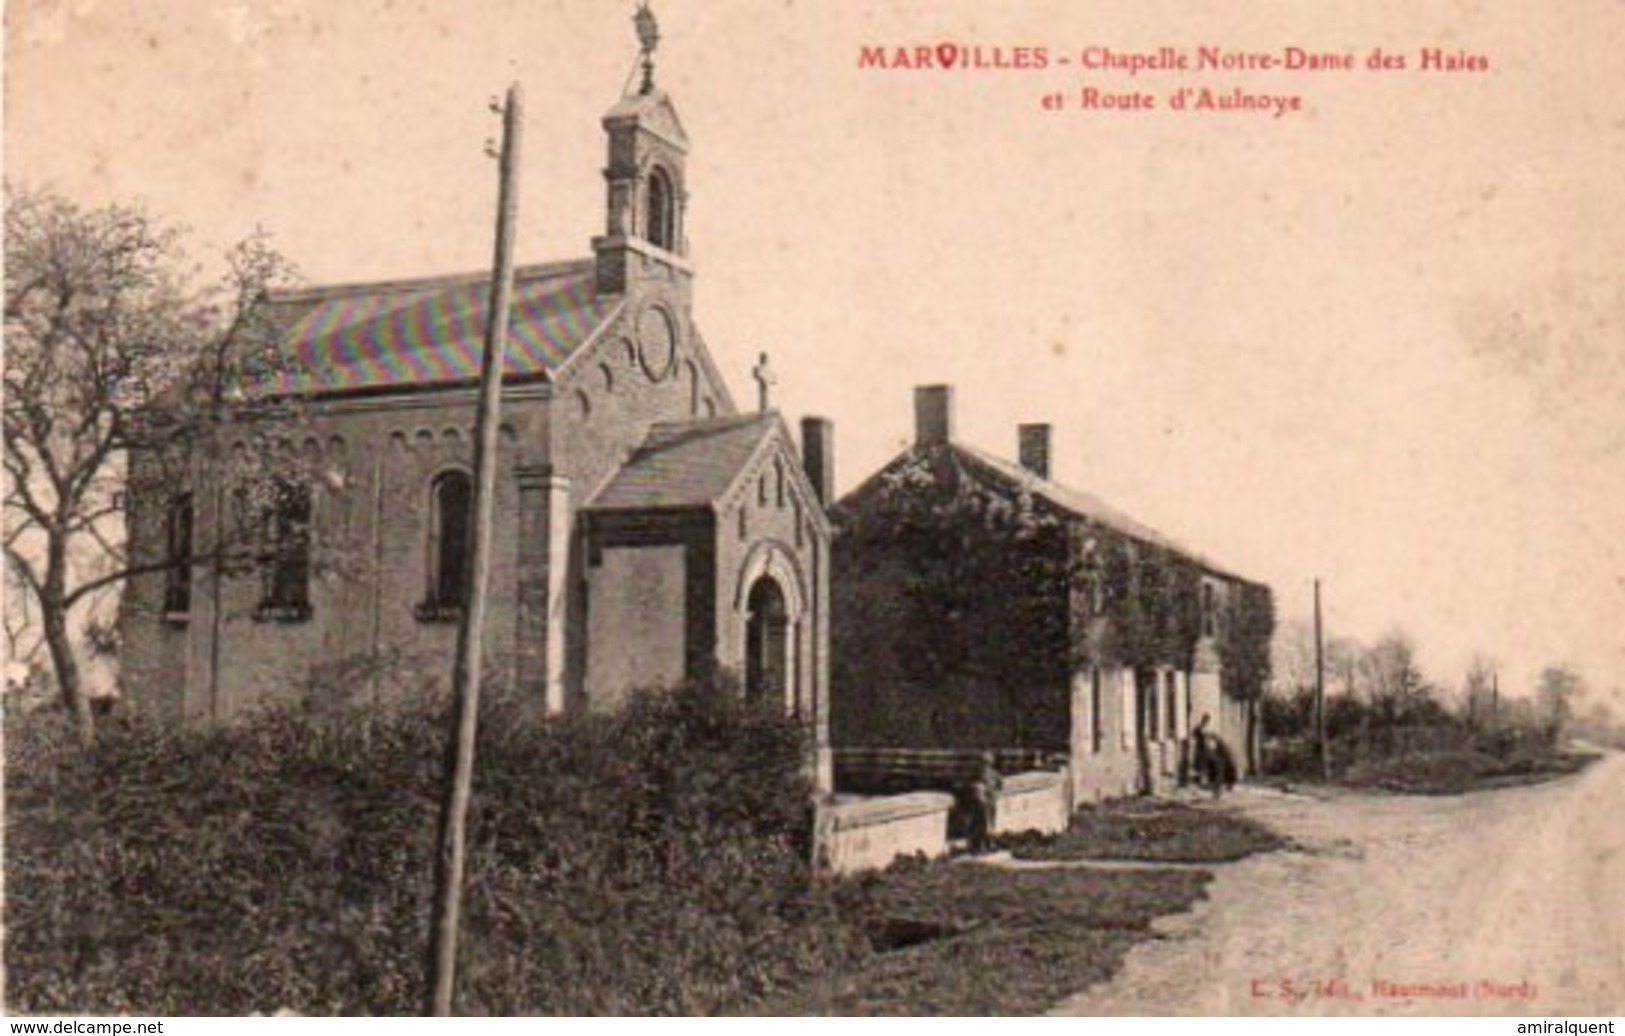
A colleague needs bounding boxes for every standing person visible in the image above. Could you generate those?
[1192,713,1216,793]
[1211,734,1239,795]
[965,752,1003,853]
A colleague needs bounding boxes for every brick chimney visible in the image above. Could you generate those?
[1018,423,1052,480]
[914,385,955,445]
[801,416,834,505]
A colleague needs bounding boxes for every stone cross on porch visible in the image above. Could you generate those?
[752,351,778,412]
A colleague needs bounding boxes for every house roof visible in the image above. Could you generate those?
[954,442,1250,582]
[586,413,783,513]
[848,440,1250,583]
[257,259,616,394]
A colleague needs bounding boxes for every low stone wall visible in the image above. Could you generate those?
[833,746,1067,795]
[992,769,1071,837]
[815,792,955,875]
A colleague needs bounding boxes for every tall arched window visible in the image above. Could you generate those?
[420,470,473,620]
[258,479,312,620]
[646,167,675,251]
[745,576,790,706]
[164,493,193,616]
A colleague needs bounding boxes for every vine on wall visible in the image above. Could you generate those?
[1219,580,1276,700]
[838,444,1273,701]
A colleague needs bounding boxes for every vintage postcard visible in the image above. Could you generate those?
[4,0,1622,1019]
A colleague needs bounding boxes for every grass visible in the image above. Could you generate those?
[1003,798,1289,864]
[1338,746,1598,795]
[748,863,1212,1015]
[747,798,1290,1014]
[9,693,1292,1016]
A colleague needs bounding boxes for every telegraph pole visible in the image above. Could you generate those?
[1490,668,1500,733]
[1314,578,1328,781]
[426,81,524,1017]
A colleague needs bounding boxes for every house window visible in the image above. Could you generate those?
[1202,582,1217,637]
[1080,546,1105,615]
[163,493,193,617]
[1090,668,1104,754]
[257,480,311,621]
[1145,670,1160,743]
[1118,670,1136,750]
[646,167,675,251]
[418,470,473,621]
[1165,670,1179,740]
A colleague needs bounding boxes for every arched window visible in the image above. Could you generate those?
[745,576,790,706]
[646,167,675,251]
[421,470,473,619]
[164,494,193,616]
[258,479,312,620]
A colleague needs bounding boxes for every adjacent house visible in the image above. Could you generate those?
[831,385,1273,803]
[117,54,835,789]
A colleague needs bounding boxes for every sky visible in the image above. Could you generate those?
[7,0,1624,710]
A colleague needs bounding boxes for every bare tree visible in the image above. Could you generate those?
[1359,630,1434,725]
[1324,635,1364,700]
[1269,618,1318,697]
[3,187,303,746]
[1462,653,1497,729]
[1534,665,1583,745]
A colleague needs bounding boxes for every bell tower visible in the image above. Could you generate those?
[593,4,693,298]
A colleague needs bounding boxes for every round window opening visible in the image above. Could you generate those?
[637,306,678,382]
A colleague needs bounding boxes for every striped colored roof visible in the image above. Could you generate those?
[261,260,612,393]
[587,414,780,512]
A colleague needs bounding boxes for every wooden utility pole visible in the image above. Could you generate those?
[1314,577,1329,781]
[425,81,524,1017]
[1490,669,1500,732]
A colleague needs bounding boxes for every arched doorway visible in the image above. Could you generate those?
[745,576,790,706]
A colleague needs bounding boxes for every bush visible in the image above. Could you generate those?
[4,680,865,1015]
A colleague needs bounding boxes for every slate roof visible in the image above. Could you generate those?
[850,440,1249,583]
[952,442,1249,581]
[587,414,781,512]
[257,259,615,394]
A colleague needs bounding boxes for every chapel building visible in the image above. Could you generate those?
[118,44,834,788]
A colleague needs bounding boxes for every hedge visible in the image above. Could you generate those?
[4,681,866,1015]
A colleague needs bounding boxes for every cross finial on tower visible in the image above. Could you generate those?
[634,3,661,95]
[752,352,778,413]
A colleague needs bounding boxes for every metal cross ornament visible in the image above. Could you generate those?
[752,352,778,412]
[635,4,660,93]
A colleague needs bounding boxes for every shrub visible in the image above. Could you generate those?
[4,680,864,1015]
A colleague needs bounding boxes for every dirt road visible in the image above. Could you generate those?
[1052,752,1625,1016]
